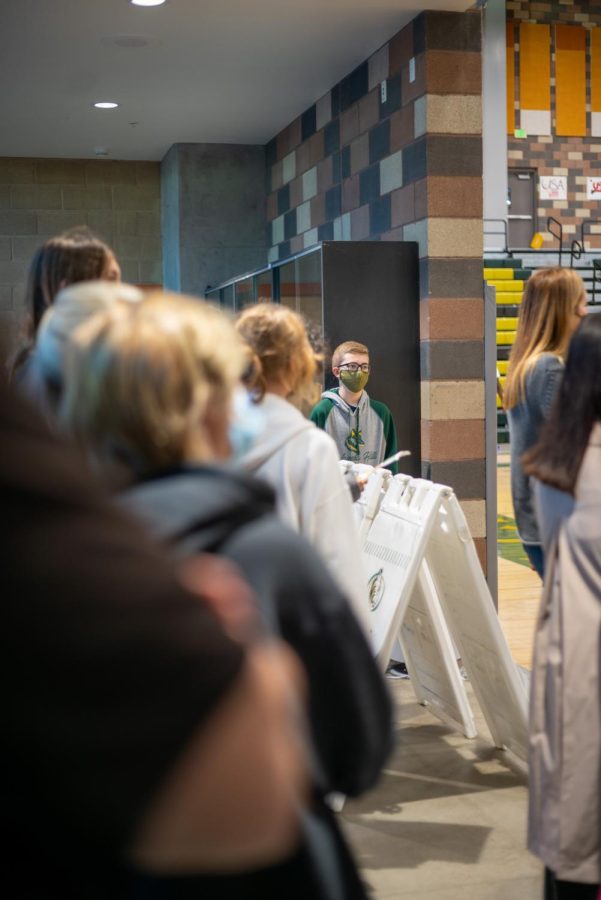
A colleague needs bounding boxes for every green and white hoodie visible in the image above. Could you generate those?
[310,388,398,473]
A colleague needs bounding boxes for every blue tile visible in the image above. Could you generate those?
[332,150,342,185]
[278,184,290,215]
[324,119,340,156]
[379,73,402,120]
[402,137,427,184]
[279,240,291,260]
[284,209,297,240]
[331,83,341,117]
[266,138,278,168]
[360,164,381,205]
[369,120,390,165]
[341,146,351,180]
[413,13,426,54]
[370,194,391,235]
[325,185,342,221]
[318,221,334,241]
[340,62,369,112]
[301,105,317,142]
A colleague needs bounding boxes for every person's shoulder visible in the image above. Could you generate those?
[310,394,336,416]
[368,397,392,418]
[533,352,564,374]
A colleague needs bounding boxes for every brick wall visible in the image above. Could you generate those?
[0,157,162,339]
[507,0,601,248]
[266,10,487,567]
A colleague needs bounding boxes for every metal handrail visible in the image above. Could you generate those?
[570,239,583,268]
[546,216,563,266]
[581,219,600,253]
[593,259,601,305]
[483,218,511,256]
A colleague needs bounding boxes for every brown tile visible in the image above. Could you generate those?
[427,135,482,178]
[288,117,302,151]
[425,50,482,95]
[401,53,426,103]
[419,298,484,341]
[414,178,428,219]
[419,258,484,299]
[427,176,483,217]
[391,183,415,227]
[289,176,303,209]
[266,192,278,221]
[270,160,283,192]
[358,89,380,135]
[309,131,325,167]
[340,106,360,146]
[351,204,370,239]
[342,174,360,212]
[380,226,406,241]
[390,106,414,152]
[350,134,369,175]
[421,418,485,462]
[310,193,325,228]
[296,139,312,176]
[290,234,304,255]
[276,130,288,161]
[317,156,333,193]
[389,24,413,74]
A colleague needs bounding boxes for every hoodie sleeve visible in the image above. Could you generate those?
[309,398,333,430]
[298,429,371,634]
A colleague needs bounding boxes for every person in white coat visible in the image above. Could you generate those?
[236,303,370,633]
[523,313,601,900]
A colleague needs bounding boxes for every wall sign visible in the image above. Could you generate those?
[539,175,567,200]
[587,177,601,201]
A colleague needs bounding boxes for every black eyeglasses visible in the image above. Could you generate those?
[339,363,370,373]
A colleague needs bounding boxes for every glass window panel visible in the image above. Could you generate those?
[234,277,255,310]
[256,270,273,302]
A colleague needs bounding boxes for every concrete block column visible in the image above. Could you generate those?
[161,143,267,296]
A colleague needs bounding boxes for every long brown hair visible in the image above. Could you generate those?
[504,267,584,410]
[523,314,601,494]
[10,229,117,378]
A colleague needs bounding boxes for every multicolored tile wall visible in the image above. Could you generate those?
[266,10,487,567]
[507,0,601,247]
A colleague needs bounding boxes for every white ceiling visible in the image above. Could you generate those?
[0,0,474,161]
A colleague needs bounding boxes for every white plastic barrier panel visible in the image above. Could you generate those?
[342,463,529,761]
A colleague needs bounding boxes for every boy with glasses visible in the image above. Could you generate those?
[310,340,398,473]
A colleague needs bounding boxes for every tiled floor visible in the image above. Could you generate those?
[343,680,541,899]
[342,453,544,899]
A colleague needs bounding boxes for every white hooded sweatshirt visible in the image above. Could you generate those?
[240,392,370,632]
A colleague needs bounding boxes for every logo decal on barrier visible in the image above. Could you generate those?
[368,568,385,611]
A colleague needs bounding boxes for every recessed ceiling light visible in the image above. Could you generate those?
[94,101,119,109]
[130,1,167,7]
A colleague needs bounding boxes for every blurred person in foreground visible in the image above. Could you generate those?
[523,314,601,899]
[58,292,392,899]
[0,372,307,899]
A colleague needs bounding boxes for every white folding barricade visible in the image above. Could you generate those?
[421,488,529,760]
[343,463,529,761]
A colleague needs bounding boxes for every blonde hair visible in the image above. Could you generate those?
[60,292,246,475]
[235,303,317,402]
[504,267,584,410]
[332,340,369,368]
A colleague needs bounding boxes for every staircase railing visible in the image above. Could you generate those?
[593,259,601,305]
[547,216,563,266]
[570,238,583,268]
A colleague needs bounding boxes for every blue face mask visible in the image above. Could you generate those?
[228,386,265,460]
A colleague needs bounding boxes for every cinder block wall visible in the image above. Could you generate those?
[507,0,601,248]
[0,157,162,340]
[265,10,487,568]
